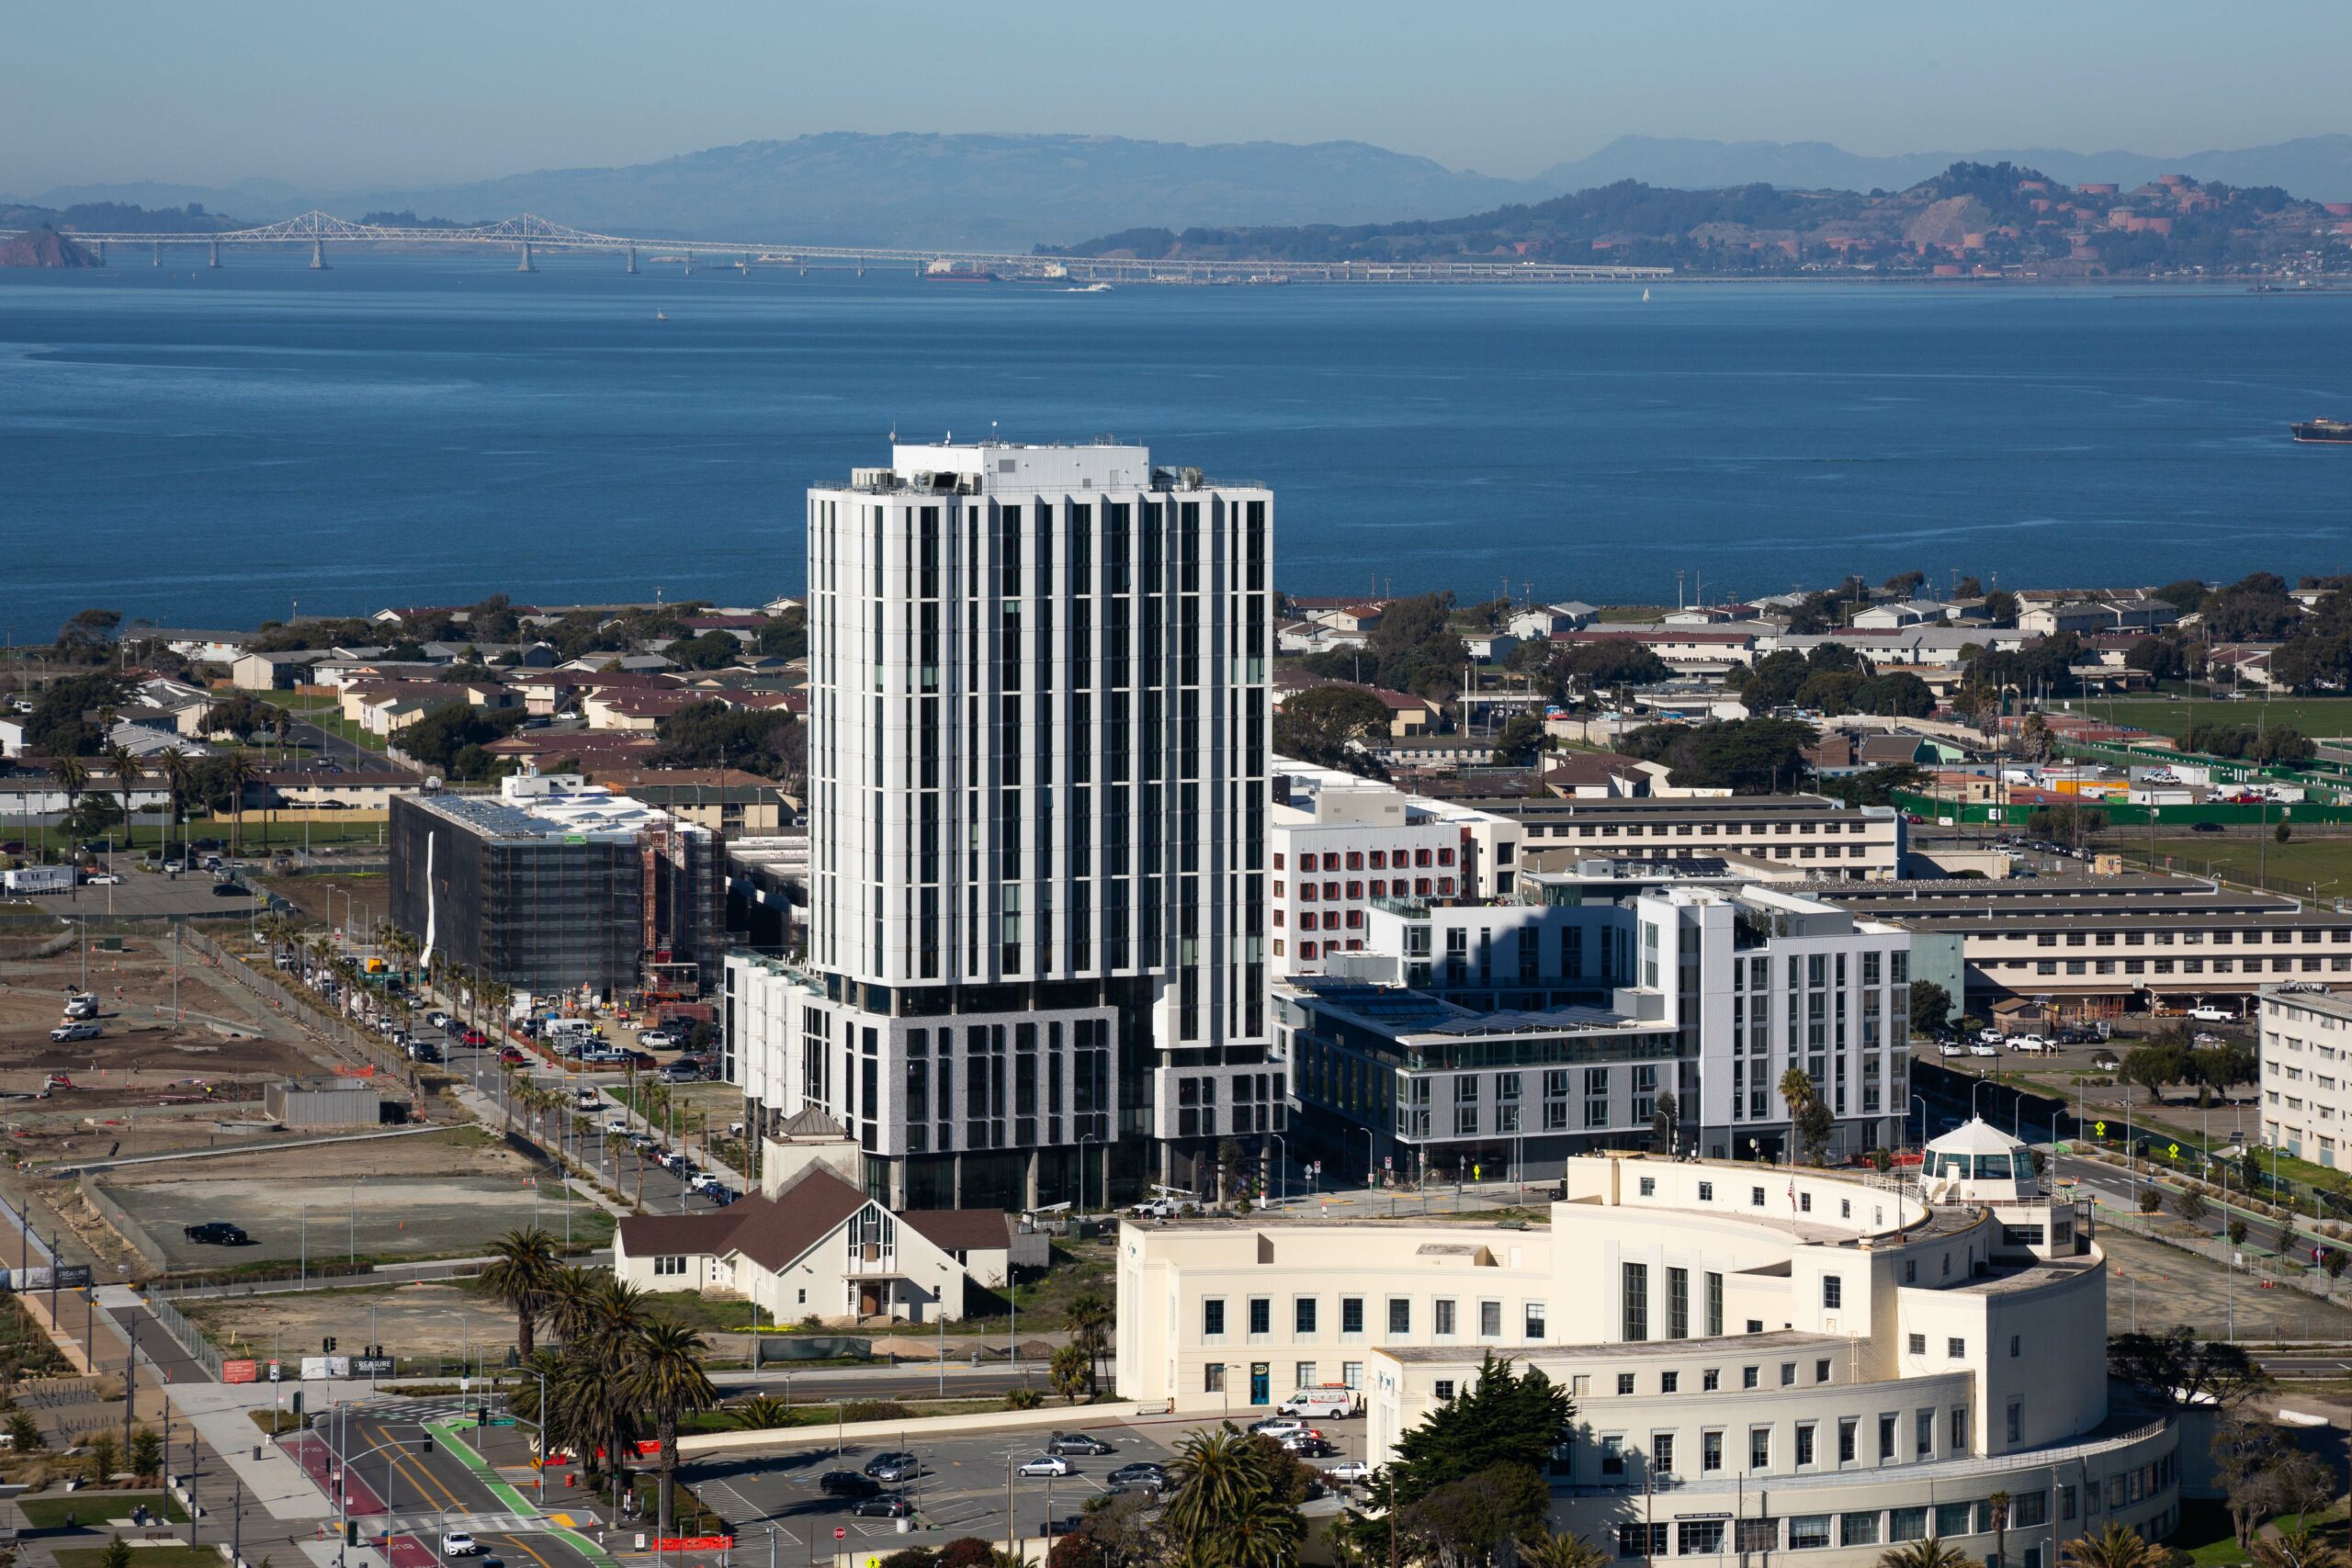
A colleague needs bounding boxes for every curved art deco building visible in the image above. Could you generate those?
[1116,1121,2177,1568]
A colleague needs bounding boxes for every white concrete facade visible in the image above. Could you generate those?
[730,440,1275,1208]
[1116,1139,2174,1568]
[2258,984,2352,1166]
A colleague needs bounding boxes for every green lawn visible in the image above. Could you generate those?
[2168,1498,2246,1568]
[2087,696,2352,743]
[2125,830,2352,900]
[21,1493,189,1528]
[56,1550,215,1568]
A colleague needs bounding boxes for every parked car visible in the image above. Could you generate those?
[818,1472,879,1498]
[1285,1436,1337,1458]
[50,1022,102,1043]
[1107,1463,1168,1488]
[184,1222,251,1246]
[210,881,250,898]
[1248,1417,1308,1440]
[1040,1517,1089,1538]
[1047,1433,1115,1456]
[1936,1042,1963,1057]
[426,1010,452,1030]
[850,1495,914,1519]
[82,873,121,886]
[1967,1042,1997,1057]
[605,1118,634,1135]
[639,1030,679,1050]
[2191,820,2224,834]
[1325,1460,1374,1485]
[864,1451,922,1481]
[2188,1006,2239,1023]
[459,1029,491,1047]
[1017,1455,1072,1478]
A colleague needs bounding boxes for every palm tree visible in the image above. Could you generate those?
[481,1228,560,1359]
[582,1278,652,1508]
[1163,1424,1302,1568]
[2059,1524,2161,1568]
[49,752,90,853]
[621,1319,718,1532]
[1065,1288,1114,1392]
[540,1266,603,1345]
[1987,1491,2011,1568]
[220,751,257,859]
[106,744,141,846]
[723,1394,790,1431]
[1518,1530,1610,1568]
[1878,1540,1980,1568]
[157,746,194,866]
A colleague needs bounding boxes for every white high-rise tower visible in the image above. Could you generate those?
[729,440,1278,1210]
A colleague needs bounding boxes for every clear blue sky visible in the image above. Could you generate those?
[8,0,2348,195]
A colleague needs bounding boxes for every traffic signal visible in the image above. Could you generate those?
[323,1337,338,1353]
[476,1405,490,1427]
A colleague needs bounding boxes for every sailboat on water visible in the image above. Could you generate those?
[1641,288,1650,302]
[655,310,669,322]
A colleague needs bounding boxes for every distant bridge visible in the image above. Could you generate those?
[12,209,1673,285]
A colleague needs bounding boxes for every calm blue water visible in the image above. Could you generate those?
[4,254,2350,636]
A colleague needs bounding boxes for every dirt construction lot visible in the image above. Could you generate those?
[182,1280,519,1366]
[98,1126,612,1270]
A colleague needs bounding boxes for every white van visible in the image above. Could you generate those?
[1279,1388,1358,1419]
[546,1018,598,1047]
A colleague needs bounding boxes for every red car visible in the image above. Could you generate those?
[456,1028,488,1048]
[498,1044,526,1065]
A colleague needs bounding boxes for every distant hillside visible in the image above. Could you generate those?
[317,133,1543,249]
[0,198,250,235]
[1045,162,2350,277]
[1540,134,2352,203]
[0,226,100,267]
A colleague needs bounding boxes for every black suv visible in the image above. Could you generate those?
[185,1222,250,1246]
[818,1472,879,1499]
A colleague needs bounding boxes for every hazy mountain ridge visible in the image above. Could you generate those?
[13,131,2352,250]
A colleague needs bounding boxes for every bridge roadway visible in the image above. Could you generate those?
[1,209,1674,284]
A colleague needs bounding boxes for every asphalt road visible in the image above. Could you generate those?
[311,1398,605,1568]
[680,1412,1371,1554]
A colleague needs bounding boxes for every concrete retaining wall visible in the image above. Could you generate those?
[675,1399,1161,1457]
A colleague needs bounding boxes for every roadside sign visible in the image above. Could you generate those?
[2094,1121,2108,1136]
[834,1529,847,1541]
[2167,1144,2180,1158]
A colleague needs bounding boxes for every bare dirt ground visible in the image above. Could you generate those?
[181,1280,520,1366]
[100,1124,611,1269]
[256,872,389,932]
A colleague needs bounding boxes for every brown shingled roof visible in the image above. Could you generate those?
[898,1210,1013,1252]
[614,1168,870,1270]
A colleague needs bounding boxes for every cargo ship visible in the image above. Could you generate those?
[2292,417,2352,444]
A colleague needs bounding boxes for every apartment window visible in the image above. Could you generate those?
[1651,1432,1676,1478]
[1749,1427,1770,1471]
[1951,1407,1968,1449]
[653,1256,686,1277]
[1479,1300,1502,1337]
[1600,1436,1626,1476]
[1822,1275,1843,1310]
[1668,1267,1690,1339]
[1879,1413,1897,1461]
[1843,1514,1883,1548]
[2010,1334,2020,1359]
[1907,1333,1926,1355]
[1706,1271,1724,1337]
[1742,1366,1759,1390]
[1891,1507,1928,1543]
[1947,1337,1964,1359]
[1618,1373,1636,1395]
[1790,1518,1832,1551]
[1838,1417,1858,1464]
[1781,1361,1796,1386]
[1915,1408,1934,1459]
[1618,1524,1668,1560]
[1702,1369,1720,1392]
[1623,1263,1649,1341]
[1736,1519,1779,1554]
[1816,1358,1831,1383]
[1295,1299,1318,1336]
[1434,1380,1455,1402]
[1679,1522,1725,1558]
[1342,1297,1365,1335]
[1796,1422,1816,1467]
[1248,1298,1271,1336]
[1204,1299,1226,1337]
[1660,1371,1679,1393]
[1524,1302,1547,1339]
[1698,1181,1714,1201]
[1388,1298,1411,1336]
[1205,1363,1226,1393]
[1433,1299,1457,1337]
[1702,1430,1724,1473]
[2007,1401,2022,1444]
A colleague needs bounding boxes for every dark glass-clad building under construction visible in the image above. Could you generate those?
[390,775,726,998]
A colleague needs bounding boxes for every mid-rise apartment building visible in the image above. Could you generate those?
[1279,881,1910,1175]
[1470,794,1904,881]
[727,441,1275,1211]
[2257,985,2352,1167]
[1270,762,1520,979]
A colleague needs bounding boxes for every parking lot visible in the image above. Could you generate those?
[679,1410,1372,1554]
[12,852,269,922]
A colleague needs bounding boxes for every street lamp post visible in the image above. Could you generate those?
[1910,1094,1928,1154]
[1078,1133,1096,1217]
[1270,1133,1287,1206]
[1363,1127,1377,1190]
